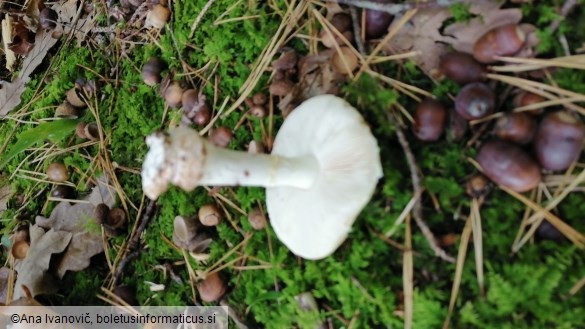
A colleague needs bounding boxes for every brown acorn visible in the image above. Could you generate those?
[476,139,541,192]
[439,52,487,84]
[142,57,167,86]
[209,127,233,148]
[331,47,358,74]
[493,112,536,145]
[198,204,222,226]
[364,0,393,39]
[269,80,294,96]
[46,163,68,182]
[412,98,446,142]
[534,111,585,171]
[447,109,468,142]
[248,208,267,230]
[163,81,184,108]
[40,8,58,30]
[252,93,268,106]
[513,91,544,116]
[473,24,526,63]
[197,272,227,302]
[455,82,495,120]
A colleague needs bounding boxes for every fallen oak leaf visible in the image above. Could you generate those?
[35,175,115,278]
[383,0,522,78]
[13,225,72,299]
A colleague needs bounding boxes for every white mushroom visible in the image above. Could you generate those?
[142,95,383,259]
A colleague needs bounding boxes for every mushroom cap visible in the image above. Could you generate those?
[266,95,383,260]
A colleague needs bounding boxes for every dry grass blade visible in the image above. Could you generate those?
[569,276,585,296]
[367,69,433,101]
[403,215,413,329]
[470,198,484,296]
[486,73,585,115]
[442,216,472,329]
[385,191,420,237]
[490,55,585,72]
[354,9,418,80]
[502,186,585,248]
[224,0,309,117]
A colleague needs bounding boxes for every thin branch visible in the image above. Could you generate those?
[390,114,456,263]
[327,0,467,15]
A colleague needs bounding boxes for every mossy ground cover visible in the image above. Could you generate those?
[1,1,584,328]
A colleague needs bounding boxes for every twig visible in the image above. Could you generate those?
[349,6,366,56]
[390,114,455,263]
[327,0,466,15]
[549,0,579,33]
[189,0,217,38]
[114,250,140,285]
[128,199,158,251]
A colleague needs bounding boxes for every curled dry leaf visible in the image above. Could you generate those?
[13,225,72,299]
[0,267,10,304]
[383,0,522,78]
[0,0,95,117]
[34,175,115,278]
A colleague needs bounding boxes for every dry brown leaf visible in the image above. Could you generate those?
[0,0,94,117]
[0,267,10,304]
[2,16,17,71]
[35,176,115,278]
[13,225,72,299]
[278,49,344,115]
[384,0,522,78]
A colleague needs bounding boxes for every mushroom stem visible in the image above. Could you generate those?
[142,127,319,199]
[199,144,319,188]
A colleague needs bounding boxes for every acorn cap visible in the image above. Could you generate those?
[84,122,100,141]
[55,101,78,119]
[66,88,86,108]
[107,207,126,229]
[197,272,227,302]
[198,204,221,226]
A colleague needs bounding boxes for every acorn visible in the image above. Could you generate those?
[197,272,227,302]
[473,24,526,63]
[439,52,487,84]
[248,208,267,230]
[476,139,541,192]
[209,127,233,148]
[331,47,358,74]
[193,109,211,126]
[493,112,536,145]
[198,204,221,226]
[66,88,86,108]
[145,4,170,29]
[112,285,138,305]
[447,109,468,142]
[534,111,585,171]
[412,98,446,142]
[320,29,353,48]
[250,105,266,118]
[107,208,127,229]
[11,240,29,259]
[55,101,78,119]
[75,122,88,139]
[535,220,564,241]
[40,8,58,30]
[84,122,100,141]
[466,175,490,198]
[142,57,167,86]
[513,91,544,116]
[93,203,110,225]
[163,81,184,108]
[330,13,352,33]
[46,163,68,182]
[252,92,268,106]
[50,185,74,199]
[364,0,393,39]
[455,82,495,120]
[181,88,199,111]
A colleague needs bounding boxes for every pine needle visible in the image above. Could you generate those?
[403,215,413,329]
